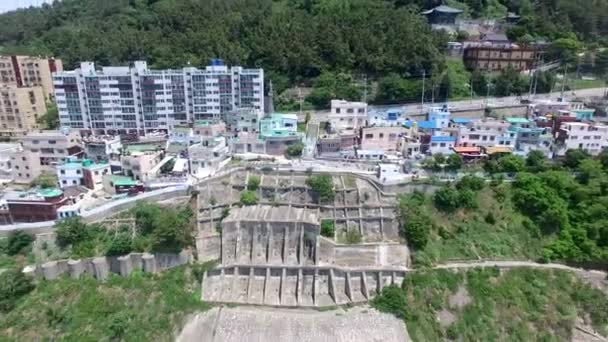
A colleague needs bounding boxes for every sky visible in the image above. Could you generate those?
[0,0,54,13]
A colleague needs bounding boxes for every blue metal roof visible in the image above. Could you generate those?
[451,118,471,124]
[417,121,438,129]
[431,136,456,142]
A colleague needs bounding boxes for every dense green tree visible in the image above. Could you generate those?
[446,153,463,171]
[37,101,59,129]
[31,173,57,189]
[456,175,485,191]
[6,231,34,256]
[307,72,361,108]
[525,150,549,172]
[0,0,447,90]
[493,67,528,96]
[397,192,431,249]
[132,201,162,235]
[151,209,194,253]
[247,175,261,191]
[285,143,304,158]
[306,174,335,203]
[576,159,604,185]
[433,186,463,212]
[106,233,133,256]
[55,217,89,247]
[320,220,335,238]
[375,73,421,104]
[563,149,590,169]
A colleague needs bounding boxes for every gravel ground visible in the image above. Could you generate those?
[176,306,410,342]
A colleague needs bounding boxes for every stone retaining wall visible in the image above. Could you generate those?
[22,250,192,282]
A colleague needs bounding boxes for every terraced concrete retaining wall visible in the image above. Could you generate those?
[22,250,191,282]
[201,265,407,307]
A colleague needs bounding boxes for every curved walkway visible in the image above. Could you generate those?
[434,260,604,273]
[432,260,607,292]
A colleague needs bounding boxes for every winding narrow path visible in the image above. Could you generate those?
[432,260,607,293]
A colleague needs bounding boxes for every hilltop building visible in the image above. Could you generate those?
[0,55,63,99]
[53,60,263,135]
[0,84,46,137]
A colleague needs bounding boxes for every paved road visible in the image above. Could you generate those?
[301,87,608,123]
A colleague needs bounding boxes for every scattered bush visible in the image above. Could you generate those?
[320,220,335,238]
[285,143,304,158]
[485,211,497,225]
[240,191,258,206]
[345,230,362,244]
[0,269,35,312]
[247,175,260,191]
[6,230,34,256]
[106,233,133,256]
[371,285,407,319]
[456,175,485,191]
[306,174,335,203]
[220,208,230,220]
[433,186,462,212]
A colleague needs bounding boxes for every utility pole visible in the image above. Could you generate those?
[560,65,568,101]
[298,87,303,116]
[469,77,473,103]
[363,74,368,103]
[486,81,490,106]
[421,70,426,110]
[533,70,539,97]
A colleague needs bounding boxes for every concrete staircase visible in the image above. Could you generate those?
[202,265,406,307]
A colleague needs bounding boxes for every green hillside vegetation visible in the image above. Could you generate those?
[372,267,608,341]
[400,150,608,266]
[1,0,606,108]
[0,265,209,341]
[50,201,194,260]
[400,177,545,266]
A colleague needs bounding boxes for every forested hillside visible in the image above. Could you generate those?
[1,0,606,91]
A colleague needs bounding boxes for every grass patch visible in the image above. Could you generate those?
[567,77,606,91]
[0,265,209,341]
[372,267,608,342]
[297,122,307,133]
[343,175,357,188]
[405,185,545,266]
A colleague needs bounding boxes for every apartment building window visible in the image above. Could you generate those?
[379,133,384,139]
[60,170,65,175]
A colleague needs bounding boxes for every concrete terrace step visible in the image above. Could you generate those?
[201,265,406,308]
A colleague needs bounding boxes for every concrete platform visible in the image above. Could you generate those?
[202,265,406,308]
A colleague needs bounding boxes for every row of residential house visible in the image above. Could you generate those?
[316,98,606,163]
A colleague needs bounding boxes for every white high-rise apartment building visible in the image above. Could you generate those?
[53,60,264,135]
